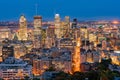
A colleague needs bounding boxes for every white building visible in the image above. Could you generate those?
[0,57,32,80]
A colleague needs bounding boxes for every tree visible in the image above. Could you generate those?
[24,75,29,80]
[0,78,3,80]
[54,71,72,80]
[46,66,56,71]
[33,78,40,80]
[72,71,84,80]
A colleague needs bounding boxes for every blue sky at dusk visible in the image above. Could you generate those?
[0,0,120,21]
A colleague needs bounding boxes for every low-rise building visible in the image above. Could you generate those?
[0,57,32,80]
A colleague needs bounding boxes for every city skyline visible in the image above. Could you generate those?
[0,1,120,79]
[1,0,120,21]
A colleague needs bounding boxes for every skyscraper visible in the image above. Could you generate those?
[54,14,61,38]
[34,16,42,35]
[62,16,70,38]
[33,16,42,48]
[64,16,70,30]
[18,15,28,40]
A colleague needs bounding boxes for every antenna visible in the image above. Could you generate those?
[54,9,56,16]
[35,4,38,15]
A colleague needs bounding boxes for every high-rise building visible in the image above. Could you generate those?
[72,38,81,73]
[54,14,61,38]
[33,16,42,48]
[72,18,77,29]
[64,16,70,30]
[61,16,70,38]
[18,15,28,40]
[34,16,42,35]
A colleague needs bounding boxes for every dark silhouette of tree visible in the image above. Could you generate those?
[46,66,56,71]
[24,75,29,80]
[33,78,40,80]
[54,71,72,80]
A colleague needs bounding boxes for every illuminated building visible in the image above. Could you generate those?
[64,16,70,30]
[62,16,70,38]
[60,38,73,49]
[41,27,48,48]
[27,29,34,41]
[81,48,100,64]
[114,39,120,50]
[14,44,28,59]
[98,37,106,44]
[0,46,2,62]
[34,16,42,36]
[46,27,55,47]
[102,40,107,50]
[80,26,88,39]
[72,38,81,73]
[33,16,42,48]
[2,45,14,61]
[0,57,32,80]
[54,14,61,38]
[33,58,71,76]
[18,15,28,40]
[0,28,12,41]
[72,18,77,29]
[89,33,97,42]
[33,59,46,76]
[33,51,71,75]
[110,51,120,65]
[86,50,94,63]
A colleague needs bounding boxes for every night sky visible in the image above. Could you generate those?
[0,0,120,21]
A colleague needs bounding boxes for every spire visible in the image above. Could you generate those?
[13,33,18,41]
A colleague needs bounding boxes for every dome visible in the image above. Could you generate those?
[19,15,26,22]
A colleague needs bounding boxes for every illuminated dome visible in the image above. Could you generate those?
[19,15,26,22]
[55,14,60,18]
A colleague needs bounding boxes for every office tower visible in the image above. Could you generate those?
[72,18,77,29]
[33,16,42,48]
[18,15,28,40]
[41,27,48,48]
[64,16,70,30]
[71,19,80,39]
[54,14,61,38]
[72,38,81,73]
[62,16,70,38]
[34,16,42,35]
[2,45,14,61]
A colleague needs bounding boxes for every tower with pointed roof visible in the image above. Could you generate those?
[18,15,27,40]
